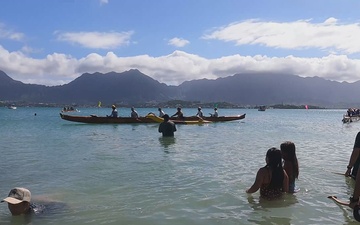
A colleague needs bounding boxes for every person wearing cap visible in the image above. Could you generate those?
[158,114,177,137]
[130,107,139,118]
[1,187,37,215]
[2,187,67,216]
[108,105,118,118]
[196,107,203,118]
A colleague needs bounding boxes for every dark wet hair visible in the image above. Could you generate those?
[280,141,299,179]
[266,147,284,189]
[163,114,170,121]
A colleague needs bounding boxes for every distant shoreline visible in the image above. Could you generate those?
[0,101,328,109]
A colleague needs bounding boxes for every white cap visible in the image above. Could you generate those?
[2,187,31,204]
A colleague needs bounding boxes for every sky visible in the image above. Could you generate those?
[1,0,360,86]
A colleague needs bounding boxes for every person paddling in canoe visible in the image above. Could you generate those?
[171,107,184,120]
[196,107,204,118]
[107,105,118,118]
[158,108,165,117]
[130,107,139,118]
[210,107,218,117]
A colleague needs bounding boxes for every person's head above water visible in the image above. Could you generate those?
[163,114,170,122]
[2,187,32,215]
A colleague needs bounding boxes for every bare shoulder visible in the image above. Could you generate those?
[257,167,268,176]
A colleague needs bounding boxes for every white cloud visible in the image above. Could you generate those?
[20,45,42,55]
[168,37,190,47]
[2,46,360,87]
[0,23,24,41]
[203,18,360,54]
[99,0,108,5]
[0,45,77,85]
[56,31,134,49]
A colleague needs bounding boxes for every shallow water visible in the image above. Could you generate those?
[0,107,359,224]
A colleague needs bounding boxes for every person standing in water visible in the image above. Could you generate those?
[158,114,177,137]
[246,148,289,200]
[280,141,299,193]
[346,132,360,179]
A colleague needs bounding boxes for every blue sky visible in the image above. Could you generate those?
[1,0,360,86]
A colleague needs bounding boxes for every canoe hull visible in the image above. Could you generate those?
[342,115,360,123]
[60,113,246,124]
[60,113,156,124]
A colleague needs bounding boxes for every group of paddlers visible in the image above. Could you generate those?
[347,108,360,117]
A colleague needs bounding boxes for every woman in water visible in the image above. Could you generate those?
[246,148,289,200]
[280,141,299,193]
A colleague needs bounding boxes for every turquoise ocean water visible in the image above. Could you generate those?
[0,107,359,224]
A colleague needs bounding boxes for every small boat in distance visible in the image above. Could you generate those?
[61,106,79,113]
[343,108,360,123]
[8,105,17,110]
[342,114,360,123]
[258,106,266,111]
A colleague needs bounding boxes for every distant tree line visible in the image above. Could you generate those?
[0,100,326,109]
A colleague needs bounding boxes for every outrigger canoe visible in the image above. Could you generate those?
[342,115,360,123]
[59,113,156,124]
[173,113,246,122]
[59,112,246,124]
[146,113,211,125]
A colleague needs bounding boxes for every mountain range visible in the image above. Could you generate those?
[0,69,359,108]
